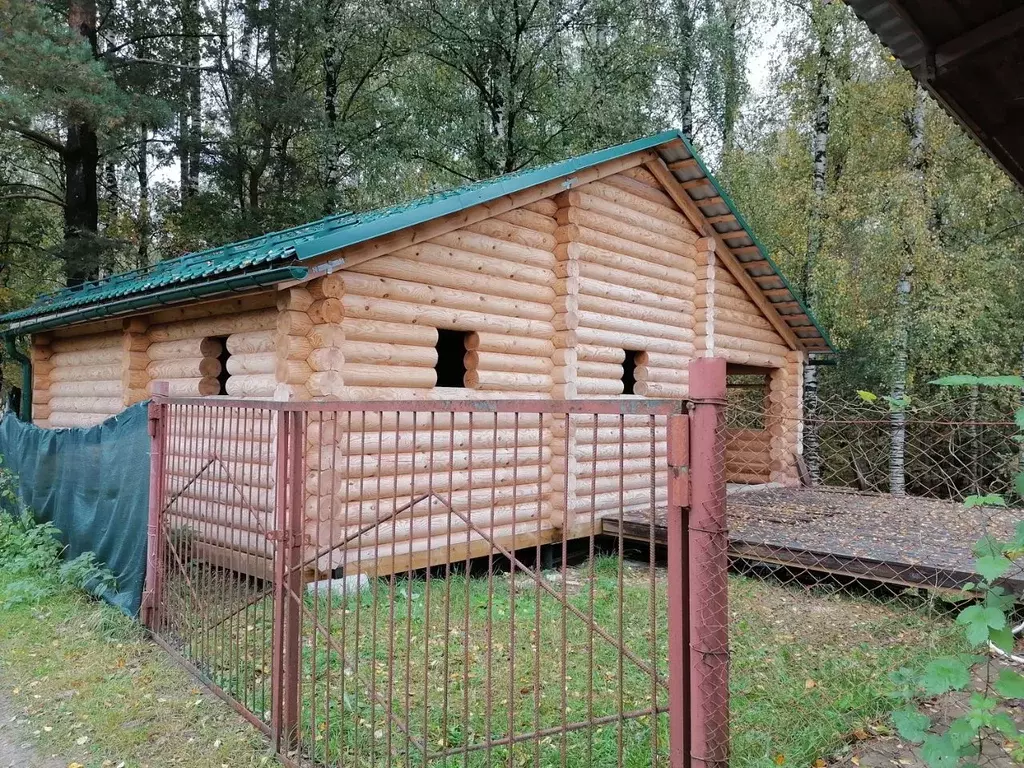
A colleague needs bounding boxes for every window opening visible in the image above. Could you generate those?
[435,329,469,388]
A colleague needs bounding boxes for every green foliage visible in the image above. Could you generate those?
[890,375,1024,767]
[0,463,116,608]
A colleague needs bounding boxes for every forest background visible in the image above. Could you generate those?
[1,0,1022,403]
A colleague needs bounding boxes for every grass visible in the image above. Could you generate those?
[158,555,966,768]
[0,571,281,768]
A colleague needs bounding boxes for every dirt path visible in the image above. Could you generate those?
[0,693,66,768]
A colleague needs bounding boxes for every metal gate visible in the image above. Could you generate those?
[142,361,728,768]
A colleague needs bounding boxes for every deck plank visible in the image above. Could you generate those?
[601,487,1024,591]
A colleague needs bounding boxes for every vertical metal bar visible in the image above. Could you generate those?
[687,358,729,768]
[284,410,304,751]
[270,408,290,751]
[143,383,169,629]
[666,411,691,768]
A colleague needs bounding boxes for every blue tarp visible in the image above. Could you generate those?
[0,403,150,616]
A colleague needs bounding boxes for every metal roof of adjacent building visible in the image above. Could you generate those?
[846,0,1024,190]
[0,130,833,352]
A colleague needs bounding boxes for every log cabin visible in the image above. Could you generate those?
[0,130,834,574]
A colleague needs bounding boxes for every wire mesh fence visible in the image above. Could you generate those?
[144,392,728,768]
[722,385,1024,765]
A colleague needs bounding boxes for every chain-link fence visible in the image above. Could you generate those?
[722,385,1024,766]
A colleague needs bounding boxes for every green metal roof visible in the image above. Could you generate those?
[0,130,833,352]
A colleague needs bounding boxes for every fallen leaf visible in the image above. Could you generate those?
[813,759,826,768]
[76,735,89,745]
[774,754,785,765]
[852,729,869,741]
[805,679,817,690]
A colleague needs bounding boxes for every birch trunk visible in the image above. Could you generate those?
[802,20,832,486]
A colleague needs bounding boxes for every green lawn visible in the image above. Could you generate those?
[157,557,965,768]
[0,572,280,768]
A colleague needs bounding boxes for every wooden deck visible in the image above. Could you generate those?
[602,486,1024,592]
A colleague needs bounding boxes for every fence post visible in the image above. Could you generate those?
[666,410,691,768]
[270,408,303,752]
[142,382,168,630]
[687,358,729,768]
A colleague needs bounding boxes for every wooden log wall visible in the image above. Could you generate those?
[695,218,799,485]
[45,327,128,428]
[30,334,53,427]
[304,200,562,570]
[546,168,696,529]
[146,294,279,397]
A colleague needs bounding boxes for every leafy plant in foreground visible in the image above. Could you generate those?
[888,375,1024,766]
[0,461,117,607]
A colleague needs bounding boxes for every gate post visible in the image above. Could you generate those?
[271,408,304,752]
[687,358,729,768]
[666,411,691,768]
[143,382,168,630]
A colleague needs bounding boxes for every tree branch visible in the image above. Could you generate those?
[1,121,66,155]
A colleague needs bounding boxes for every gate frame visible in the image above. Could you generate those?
[142,359,730,768]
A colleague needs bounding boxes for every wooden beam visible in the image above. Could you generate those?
[694,196,724,207]
[705,213,737,224]
[733,245,761,256]
[667,158,700,172]
[763,288,792,300]
[935,7,1024,70]
[644,156,802,352]
[680,178,711,190]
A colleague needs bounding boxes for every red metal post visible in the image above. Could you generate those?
[666,412,691,768]
[687,358,729,768]
[271,408,304,753]
[142,382,168,629]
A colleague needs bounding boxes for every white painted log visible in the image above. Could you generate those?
[568,257,694,302]
[307,298,344,325]
[700,334,790,358]
[568,486,667,515]
[466,214,557,249]
[158,377,220,396]
[306,428,547,466]
[572,471,666,496]
[567,228,697,277]
[307,274,344,301]
[164,457,274,488]
[712,320,785,346]
[307,347,345,373]
[576,345,625,363]
[576,310,694,342]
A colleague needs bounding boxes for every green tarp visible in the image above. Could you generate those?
[0,403,150,616]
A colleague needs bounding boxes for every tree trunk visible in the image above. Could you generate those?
[889,266,911,495]
[137,124,150,269]
[64,0,101,286]
[720,0,741,154]
[180,0,201,199]
[673,0,695,139]
[889,83,927,496]
[802,24,832,485]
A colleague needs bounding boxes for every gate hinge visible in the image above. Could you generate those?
[667,465,690,508]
